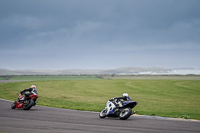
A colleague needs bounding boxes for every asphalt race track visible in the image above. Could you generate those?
[0,81,200,133]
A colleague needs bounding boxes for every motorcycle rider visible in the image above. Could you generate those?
[109,93,132,108]
[19,85,38,101]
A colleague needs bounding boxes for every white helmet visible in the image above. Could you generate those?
[122,93,128,97]
[31,85,36,89]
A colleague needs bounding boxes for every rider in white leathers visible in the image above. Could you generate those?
[109,93,131,108]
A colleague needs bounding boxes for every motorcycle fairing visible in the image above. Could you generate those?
[106,101,115,115]
[123,101,138,108]
[16,102,23,108]
[28,94,38,100]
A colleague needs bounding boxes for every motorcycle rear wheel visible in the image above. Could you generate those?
[119,108,132,120]
[23,99,34,110]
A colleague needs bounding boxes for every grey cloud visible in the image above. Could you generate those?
[0,0,200,69]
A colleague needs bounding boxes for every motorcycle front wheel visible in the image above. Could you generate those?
[23,99,34,110]
[11,101,17,109]
[119,108,132,120]
[99,109,107,118]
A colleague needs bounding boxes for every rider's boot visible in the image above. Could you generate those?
[34,101,37,106]
[132,111,137,114]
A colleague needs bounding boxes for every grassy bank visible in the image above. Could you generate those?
[0,78,199,120]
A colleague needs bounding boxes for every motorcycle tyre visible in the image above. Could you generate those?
[99,109,107,118]
[23,99,34,110]
[119,107,132,120]
[11,101,17,109]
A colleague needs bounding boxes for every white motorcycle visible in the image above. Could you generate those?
[99,99,138,120]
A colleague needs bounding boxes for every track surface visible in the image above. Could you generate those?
[1,100,200,133]
[0,81,200,133]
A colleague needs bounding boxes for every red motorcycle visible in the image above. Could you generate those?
[11,92,38,110]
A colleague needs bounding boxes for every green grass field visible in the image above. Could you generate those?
[0,75,200,120]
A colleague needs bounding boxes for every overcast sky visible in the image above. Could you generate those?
[0,0,200,70]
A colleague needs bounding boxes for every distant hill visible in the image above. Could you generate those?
[0,67,169,75]
[0,67,199,75]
